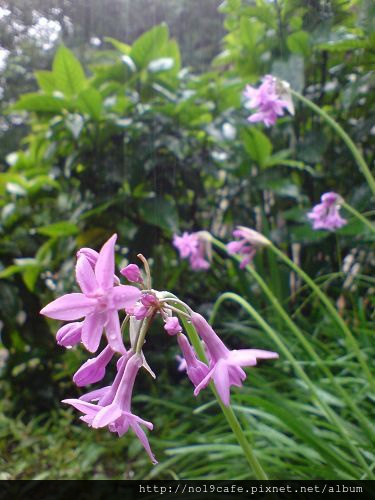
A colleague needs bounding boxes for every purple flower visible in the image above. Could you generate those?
[73,345,114,387]
[164,317,182,336]
[177,333,209,387]
[63,353,157,464]
[120,264,143,284]
[244,75,293,127]
[307,192,347,231]
[227,226,269,268]
[176,354,187,372]
[56,321,82,348]
[41,234,141,354]
[173,231,211,271]
[191,313,278,406]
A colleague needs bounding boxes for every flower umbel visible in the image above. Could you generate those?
[227,226,270,268]
[173,231,212,271]
[307,192,347,231]
[41,234,278,464]
[244,75,294,127]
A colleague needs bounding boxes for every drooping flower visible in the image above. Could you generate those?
[173,231,211,271]
[56,321,82,348]
[244,75,293,127]
[191,312,278,405]
[307,192,347,231]
[63,353,157,464]
[41,234,141,354]
[177,333,209,387]
[164,316,182,336]
[120,264,143,284]
[73,345,114,387]
[227,226,270,268]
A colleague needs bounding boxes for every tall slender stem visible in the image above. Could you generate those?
[211,292,373,478]
[211,237,374,439]
[179,312,269,480]
[268,242,375,391]
[341,201,375,235]
[162,291,268,479]
[290,89,375,197]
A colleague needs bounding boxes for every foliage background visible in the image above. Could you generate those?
[0,0,374,480]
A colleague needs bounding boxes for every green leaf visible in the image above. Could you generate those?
[52,46,86,96]
[241,128,272,167]
[0,259,39,279]
[10,93,68,113]
[130,24,169,69]
[36,221,79,238]
[35,71,56,93]
[139,197,178,233]
[148,58,174,73]
[104,37,131,54]
[272,55,304,93]
[287,31,310,56]
[76,87,103,120]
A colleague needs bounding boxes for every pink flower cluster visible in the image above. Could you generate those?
[307,192,347,231]
[41,234,278,463]
[173,231,211,271]
[244,75,292,127]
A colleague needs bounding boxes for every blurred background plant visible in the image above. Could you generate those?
[0,0,374,480]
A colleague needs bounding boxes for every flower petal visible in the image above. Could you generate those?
[81,312,106,353]
[131,421,158,464]
[213,360,230,406]
[62,398,99,416]
[92,403,122,428]
[79,386,111,402]
[40,293,96,320]
[105,311,126,354]
[110,285,141,310]
[95,234,117,290]
[76,256,98,294]
[229,349,278,366]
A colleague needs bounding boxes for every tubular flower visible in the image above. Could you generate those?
[191,313,278,406]
[40,234,141,354]
[177,333,209,387]
[244,75,293,127]
[227,226,270,268]
[173,231,211,271]
[120,264,143,284]
[63,353,157,464]
[56,321,82,348]
[73,345,114,387]
[307,192,347,231]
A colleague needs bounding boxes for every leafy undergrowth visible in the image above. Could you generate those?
[1,309,373,480]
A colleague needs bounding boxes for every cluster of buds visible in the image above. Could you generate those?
[41,234,278,463]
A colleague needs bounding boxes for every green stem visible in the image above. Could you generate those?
[341,201,375,235]
[290,89,375,197]
[211,237,374,439]
[179,312,269,480]
[269,242,375,391]
[211,292,373,478]
[159,291,268,479]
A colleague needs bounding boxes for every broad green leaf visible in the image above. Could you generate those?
[104,37,131,54]
[241,128,272,167]
[23,266,42,292]
[139,197,178,233]
[148,58,174,73]
[35,71,56,92]
[10,93,68,113]
[76,87,103,120]
[287,31,310,56]
[272,55,304,93]
[36,221,79,238]
[130,24,169,69]
[52,46,86,96]
[0,259,39,279]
